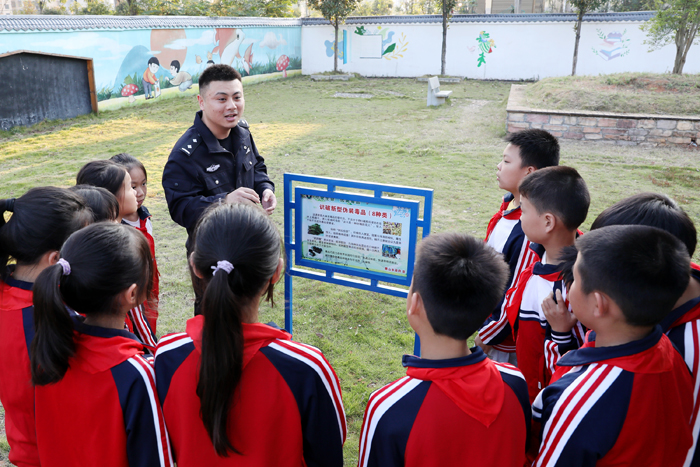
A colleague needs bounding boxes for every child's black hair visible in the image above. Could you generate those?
[170,60,181,73]
[519,166,590,231]
[590,192,696,256]
[505,129,560,169]
[0,187,92,282]
[69,185,119,222]
[148,57,159,66]
[199,64,242,93]
[76,160,127,198]
[110,153,147,181]
[411,232,509,340]
[576,225,690,327]
[31,223,153,385]
[191,203,281,456]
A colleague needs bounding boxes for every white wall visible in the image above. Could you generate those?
[301,16,700,79]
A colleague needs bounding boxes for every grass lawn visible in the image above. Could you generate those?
[1,76,699,466]
[525,72,700,115]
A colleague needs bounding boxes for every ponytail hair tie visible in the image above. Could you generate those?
[1,198,16,213]
[211,260,234,276]
[57,258,71,276]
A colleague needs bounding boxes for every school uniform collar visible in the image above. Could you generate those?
[4,273,33,291]
[501,192,521,217]
[529,242,546,260]
[402,346,487,369]
[186,315,291,369]
[137,205,151,220]
[402,346,506,427]
[70,315,147,374]
[193,110,237,155]
[558,325,663,368]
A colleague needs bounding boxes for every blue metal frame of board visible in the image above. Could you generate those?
[284,173,433,355]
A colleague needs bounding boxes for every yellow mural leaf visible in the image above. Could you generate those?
[398,54,403,58]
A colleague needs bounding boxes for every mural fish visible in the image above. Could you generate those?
[214,28,246,67]
[242,43,254,74]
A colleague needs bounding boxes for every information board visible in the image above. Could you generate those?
[295,188,418,286]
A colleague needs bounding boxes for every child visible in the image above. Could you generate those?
[154,204,346,466]
[69,184,120,222]
[583,192,700,465]
[532,225,693,466]
[478,129,560,363]
[111,153,160,334]
[76,160,157,350]
[30,222,173,467]
[0,188,91,467]
[504,166,590,403]
[358,233,531,467]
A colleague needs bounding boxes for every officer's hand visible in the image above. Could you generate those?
[262,189,277,215]
[542,290,577,333]
[225,187,260,206]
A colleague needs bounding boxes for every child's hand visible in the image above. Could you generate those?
[542,290,577,333]
[475,334,493,354]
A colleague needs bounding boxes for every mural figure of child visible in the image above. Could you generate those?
[142,57,159,99]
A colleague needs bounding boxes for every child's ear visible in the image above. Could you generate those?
[119,283,139,309]
[189,253,204,279]
[270,257,284,285]
[45,250,60,266]
[525,166,536,175]
[544,212,557,233]
[593,292,609,318]
[407,291,425,318]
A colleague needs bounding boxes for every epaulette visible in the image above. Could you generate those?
[238,118,249,129]
[180,134,201,156]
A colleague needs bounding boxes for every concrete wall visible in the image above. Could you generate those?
[301,13,700,79]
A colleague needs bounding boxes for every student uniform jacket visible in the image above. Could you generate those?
[503,246,585,403]
[0,275,39,467]
[479,193,540,351]
[162,111,274,243]
[34,318,173,467]
[662,263,700,467]
[532,326,693,467]
[154,316,346,467]
[122,205,160,334]
[358,348,531,467]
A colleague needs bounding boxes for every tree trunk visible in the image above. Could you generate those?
[441,0,448,75]
[672,18,698,75]
[334,19,339,73]
[571,13,583,76]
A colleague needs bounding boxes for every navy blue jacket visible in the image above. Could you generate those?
[162,111,274,241]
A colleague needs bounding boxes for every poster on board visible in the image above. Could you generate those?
[296,189,417,282]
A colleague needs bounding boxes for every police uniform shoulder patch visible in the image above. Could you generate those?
[180,133,201,156]
[238,118,249,129]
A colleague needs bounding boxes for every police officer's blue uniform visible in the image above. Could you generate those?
[162,110,274,244]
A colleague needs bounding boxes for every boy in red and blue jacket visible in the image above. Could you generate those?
[478,129,560,362]
[532,225,693,467]
[503,166,590,403]
[580,192,700,466]
[358,233,530,467]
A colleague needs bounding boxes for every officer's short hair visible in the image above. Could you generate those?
[199,65,242,94]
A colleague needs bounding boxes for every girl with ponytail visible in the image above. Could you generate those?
[0,187,91,467]
[30,222,173,467]
[154,204,346,466]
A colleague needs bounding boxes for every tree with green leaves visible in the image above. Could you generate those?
[570,0,604,76]
[440,0,458,75]
[642,0,700,74]
[308,0,361,72]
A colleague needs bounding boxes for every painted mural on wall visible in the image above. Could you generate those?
[323,25,408,64]
[592,29,630,61]
[0,27,301,106]
[476,31,495,67]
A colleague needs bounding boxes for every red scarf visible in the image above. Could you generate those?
[406,357,505,427]
[186,315,292,369]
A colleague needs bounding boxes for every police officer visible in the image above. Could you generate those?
[162,64,276,313]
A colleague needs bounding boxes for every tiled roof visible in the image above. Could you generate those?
[302,11,655,25]
[0,11,655,32]
[0,15,302,32]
